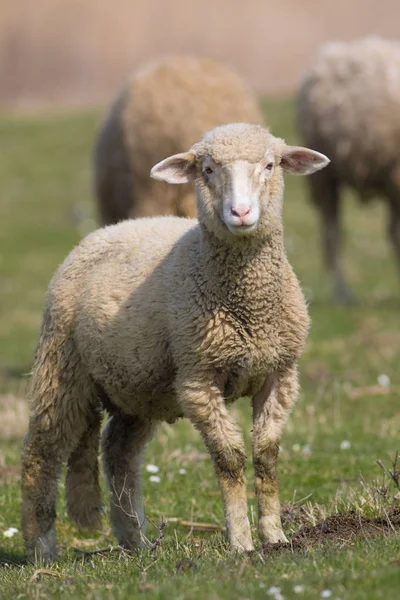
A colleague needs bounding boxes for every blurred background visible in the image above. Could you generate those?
[1,0,399,109]
[0,3,400,590]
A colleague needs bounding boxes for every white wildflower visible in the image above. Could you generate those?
[149,475,161,483]
[178,468,187,475]
[279,445,284,453]
[320,590,332,598]
[3,527,18,538]
[340,440,351,450]
[377,373,390,387]
[293,585,305,593]
[267,586,281,596]
[302,445,312,456]
[146,464,159,473]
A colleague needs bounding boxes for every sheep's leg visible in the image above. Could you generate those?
[22,424,65,563]
[65,407,103,530]
[22,402,98,563]
[177,376,253,552]
[102,414,156,550]
[252,367,299,546]
[309,172,353,304]
[20,321,106,563]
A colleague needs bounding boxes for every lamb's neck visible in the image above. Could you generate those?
[199,226,286,314]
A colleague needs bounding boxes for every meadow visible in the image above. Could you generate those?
[0,100,399,599]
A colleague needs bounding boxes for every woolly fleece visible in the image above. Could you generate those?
[94,56,263,224]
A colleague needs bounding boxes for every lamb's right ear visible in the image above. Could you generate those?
[150,152,196,184]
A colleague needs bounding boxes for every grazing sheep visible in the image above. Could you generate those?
[21,123,329,562]
[93,56,263,224]
[297,36,400,303]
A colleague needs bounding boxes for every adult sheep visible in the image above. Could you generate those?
[21,123,329,562]
[297,36,400,303]
[93,56,263,224]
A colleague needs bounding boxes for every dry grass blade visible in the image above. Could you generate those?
[148,517,167,558]
[30,569,60,582]
[73,546,117,557]
[376,451,400,490]
[347,385,396,399]
[71,535,108,548]
[163,518,225,532]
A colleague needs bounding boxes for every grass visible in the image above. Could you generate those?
[0,99,399,599]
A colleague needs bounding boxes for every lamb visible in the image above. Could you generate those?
[297,36,400,303]
[21,123,329,562]
[93,56,263,225]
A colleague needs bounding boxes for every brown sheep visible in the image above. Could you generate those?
[297,36,400,303]
[93,56,263,224]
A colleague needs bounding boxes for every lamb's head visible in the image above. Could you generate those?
[151,123,329,240]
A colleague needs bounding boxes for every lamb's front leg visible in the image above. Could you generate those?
[176,373,253,552]
[252,366,299,545]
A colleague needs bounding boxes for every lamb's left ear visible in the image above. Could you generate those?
[280,146,330,176]
[150,152,196,184]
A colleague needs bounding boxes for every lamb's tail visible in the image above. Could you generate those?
[65,404,103,530]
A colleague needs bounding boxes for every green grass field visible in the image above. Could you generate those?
[0,100,399,599]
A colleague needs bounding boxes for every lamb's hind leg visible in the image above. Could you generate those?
[21,374,99,562]
[102,414,156,550]
[65,406,103,530]
[177,374,253,553]
[252,367,299,546]
[22,423,64,563]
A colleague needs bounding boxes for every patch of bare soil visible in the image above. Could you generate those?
[264,508,400,553]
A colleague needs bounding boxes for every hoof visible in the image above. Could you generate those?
[26,527,58,564]
[259,516,288,545]
[230,535,255,554]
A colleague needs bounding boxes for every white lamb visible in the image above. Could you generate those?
[21,123,329,562]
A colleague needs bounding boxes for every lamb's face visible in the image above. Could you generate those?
[196,146,285,239]
[150,123,330,241]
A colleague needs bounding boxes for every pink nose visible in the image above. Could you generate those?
[231,206,251,218]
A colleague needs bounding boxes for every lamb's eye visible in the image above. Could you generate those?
[204,166,214,175]
[265,163,274,171]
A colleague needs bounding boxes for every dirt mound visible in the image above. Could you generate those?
[264,508,400,553]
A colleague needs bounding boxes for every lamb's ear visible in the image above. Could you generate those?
[150,152,196,184]
[280,146,330,176]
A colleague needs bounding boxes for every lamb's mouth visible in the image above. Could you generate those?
[226,221,258,235]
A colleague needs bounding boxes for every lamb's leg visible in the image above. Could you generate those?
[65,406,103,530]
[22,402,98,562]
[102,414,156,550]
[309,171,353,304]
[177,375,253,552]
[252,367,299,546]
[22,423,65,563]
[21,323,103,563]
